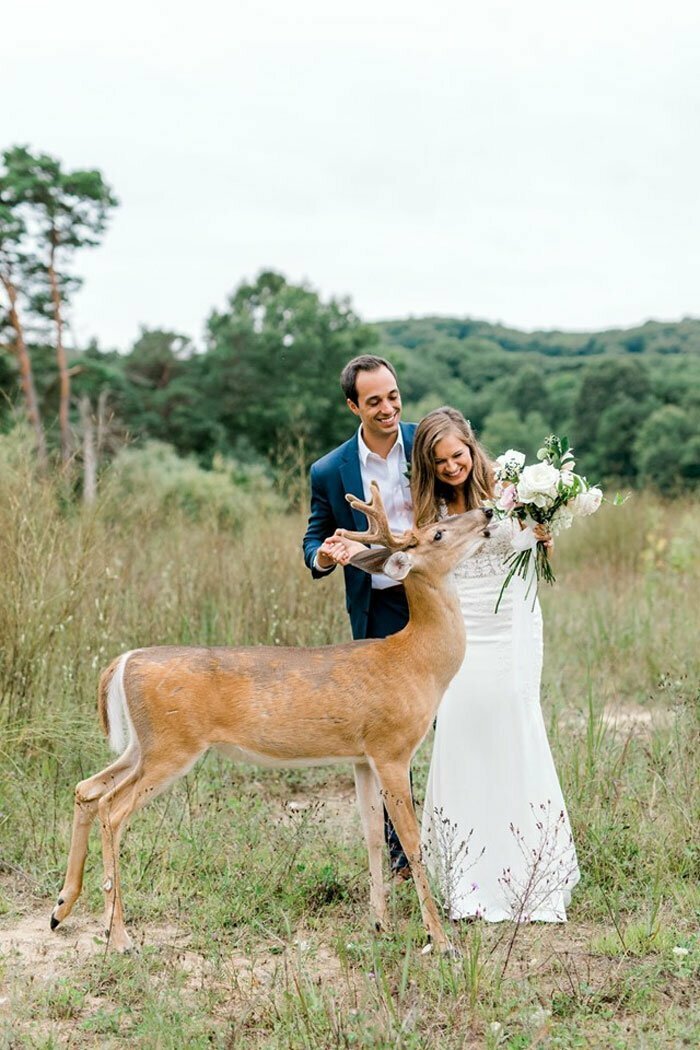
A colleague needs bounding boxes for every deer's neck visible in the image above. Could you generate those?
[398,576,466,686]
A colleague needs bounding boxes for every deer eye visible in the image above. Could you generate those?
[433,530,444,542]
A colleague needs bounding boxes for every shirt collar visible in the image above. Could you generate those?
[357,424,404,466]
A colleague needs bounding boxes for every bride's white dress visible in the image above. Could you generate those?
[421,519,580,922]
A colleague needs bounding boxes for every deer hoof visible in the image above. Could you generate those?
[105,930,135,954]
[423,937,460,959]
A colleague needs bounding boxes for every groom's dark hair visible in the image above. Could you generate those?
[340,355,399,405]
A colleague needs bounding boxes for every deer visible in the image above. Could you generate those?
[50,482,493,953]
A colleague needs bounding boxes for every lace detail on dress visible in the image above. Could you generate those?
[439,502,515,580]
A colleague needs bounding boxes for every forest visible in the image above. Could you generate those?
[2,147,699,500]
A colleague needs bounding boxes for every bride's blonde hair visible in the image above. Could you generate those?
[411,407,494,528]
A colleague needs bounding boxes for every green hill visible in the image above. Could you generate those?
[374,315,700,490]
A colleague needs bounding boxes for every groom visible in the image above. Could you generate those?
[302,354,416,877]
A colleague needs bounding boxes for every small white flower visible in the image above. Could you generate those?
[551,507,574,534]
[673,946,690,957]
[497,449,526,469]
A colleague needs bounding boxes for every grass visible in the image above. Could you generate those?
[0,445,698,1047]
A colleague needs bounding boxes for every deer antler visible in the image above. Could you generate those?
[339,480,412,549]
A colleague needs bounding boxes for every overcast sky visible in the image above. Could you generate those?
[6,0,699,350]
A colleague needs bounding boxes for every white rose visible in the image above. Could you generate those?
[572,486,603,517]
[516,463,560,508]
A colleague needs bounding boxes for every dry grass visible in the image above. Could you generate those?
[0,444,698,1047]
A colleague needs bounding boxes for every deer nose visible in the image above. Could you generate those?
[484,507,493,520]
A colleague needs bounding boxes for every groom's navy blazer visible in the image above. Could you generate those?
[302,423,416,641]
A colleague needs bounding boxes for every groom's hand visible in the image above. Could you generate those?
[317,535,366,567]
[316,538,338,569]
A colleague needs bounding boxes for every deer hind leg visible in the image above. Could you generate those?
[372,760,450,952]
[354,762,388,931]
[98,750,205,953]
[51,748,138,931]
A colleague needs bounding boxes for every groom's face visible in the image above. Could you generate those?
[347,366,402,443]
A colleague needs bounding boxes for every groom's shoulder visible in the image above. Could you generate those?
[402,421,417,447]
[311,423,415,477]
[310,433,357,477]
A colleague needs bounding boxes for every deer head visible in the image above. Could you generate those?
[338,481,493,582]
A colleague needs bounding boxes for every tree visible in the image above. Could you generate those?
[0,195,48,467]
[480,409,550,461]
[204,271,379,464]
[594,396,657,480]
[508,364,550,422]
[1,146,117,464]
[571,358,654,477]
[124,328,193,388]
[119,328,219,457]
[634,405,699,494]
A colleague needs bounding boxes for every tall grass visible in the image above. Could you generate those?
[1,437,698,1047]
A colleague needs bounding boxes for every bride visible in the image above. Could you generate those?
[411,406,579,921]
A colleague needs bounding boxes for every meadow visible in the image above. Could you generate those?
[0,442,698,1048]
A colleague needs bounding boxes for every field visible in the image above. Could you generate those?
[0,450,698,1048]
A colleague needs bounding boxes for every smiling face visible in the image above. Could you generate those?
[432,430,473,489]
[347,365,402,448]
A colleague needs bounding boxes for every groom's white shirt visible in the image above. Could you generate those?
[314,426,413,591]
[357,425,413,590]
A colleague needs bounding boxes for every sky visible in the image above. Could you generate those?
[5,0,700,350]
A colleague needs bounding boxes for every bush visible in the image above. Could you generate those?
[106,440,284,527]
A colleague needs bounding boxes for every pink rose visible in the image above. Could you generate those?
[497,483,518,511]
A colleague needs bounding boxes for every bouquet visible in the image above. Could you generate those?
[492,434,604,611]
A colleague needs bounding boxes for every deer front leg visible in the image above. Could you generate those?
[51,752,137,931]
[372,761,451,952]
[354,762,388,931]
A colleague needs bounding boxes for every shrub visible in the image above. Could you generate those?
[106,440,284,527]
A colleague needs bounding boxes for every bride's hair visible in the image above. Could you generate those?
[411,407,494,527]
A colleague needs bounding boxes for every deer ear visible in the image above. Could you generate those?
[349,546,394,575]
[383,551,413,581]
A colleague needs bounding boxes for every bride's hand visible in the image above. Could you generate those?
[325,534,367,565]
[533,523,554,551]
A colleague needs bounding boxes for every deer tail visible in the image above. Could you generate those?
[98,650,136,755]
